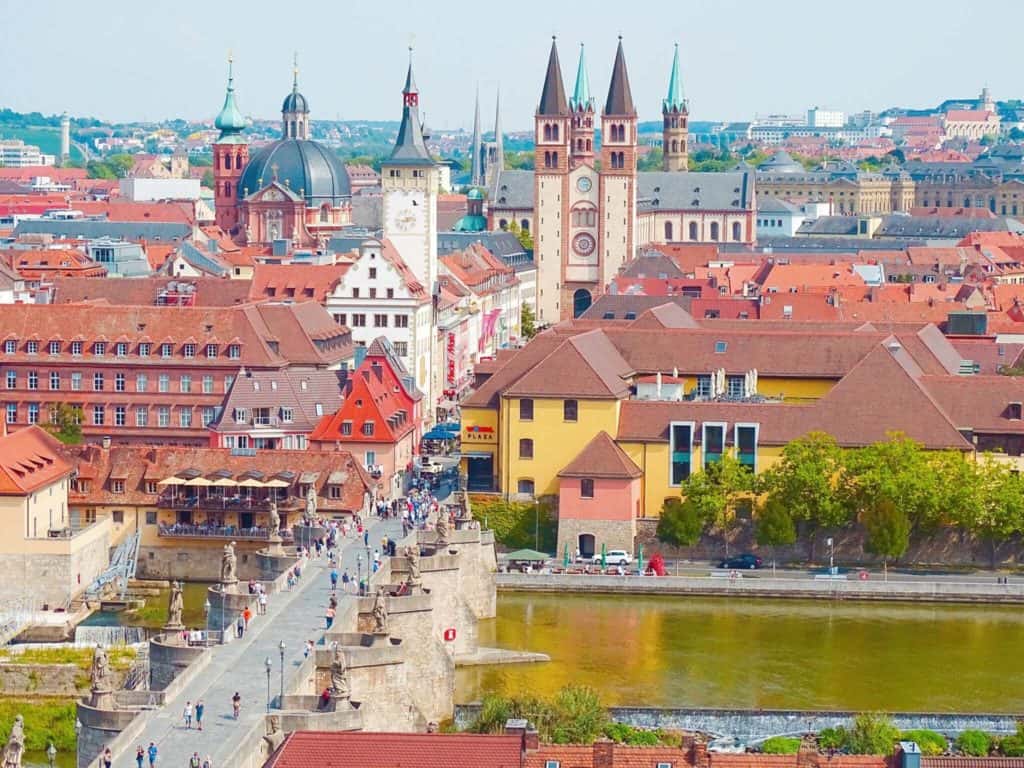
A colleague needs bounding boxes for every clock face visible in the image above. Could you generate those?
[576,176,592,193]
[395,209,416,232]
[389,193,423,234]
[573,232,596,256]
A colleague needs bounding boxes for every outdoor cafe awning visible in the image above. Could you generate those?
[504,549,550,562]
[157,477,184,486]
[209,477,238,487]
[184,477,213,486]
[423,427,457,441]
[263,479,290,488]
[237,478,266,488]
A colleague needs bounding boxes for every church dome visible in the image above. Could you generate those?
[759,150,804,174]
[238,139,351,204]
[282,90,309,114]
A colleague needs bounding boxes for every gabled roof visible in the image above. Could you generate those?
[604,38,635,116]
[267,732,523,768]
[559,430,642,478]
[506,330,632,399]
[628,302,701,329]
[212,369,345,433]
[922,375,1024,434]
[0,426,73,496]
[537,38,569,116]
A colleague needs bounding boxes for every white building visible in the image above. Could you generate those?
[807,107,845,128]
[119,177,201,202]
[0,140,54,167]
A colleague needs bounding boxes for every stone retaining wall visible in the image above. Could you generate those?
[0,663,125,697]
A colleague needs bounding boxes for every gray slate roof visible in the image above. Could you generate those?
[876,215,1024,238]
[637,171,754,211]
[489,169,534,209]
[581,294,692,320]
[795,216,860,236]
[212,369,345,433]
[437,231,529,265]
[757,196,803,214]
[14,219,192,242]
[620,252,686,279]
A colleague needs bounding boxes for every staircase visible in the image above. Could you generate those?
[86,531,141,600]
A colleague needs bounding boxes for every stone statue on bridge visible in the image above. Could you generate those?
[263,716,284,755]
[435,513,449,547]
[371,586,389,635]
[269,501,281,537]
[2,715,24,768]
[329,645,351,702]
[221,541,238,585]
[404,545,421,586]
[166,581,184,629]
[305,485,317,522]
[90,644,111,692]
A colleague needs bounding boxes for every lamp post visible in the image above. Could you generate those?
[534,500,539,551]
[264,656,272,712]
[357,554,363,595]
[204,599,211,645]
[827,537,835,575]
[47,742,56,768]
[278,640,286,707]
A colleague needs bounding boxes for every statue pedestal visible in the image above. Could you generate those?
[161,623,186,645]
[89,688,115,710]
[266,535,285,557]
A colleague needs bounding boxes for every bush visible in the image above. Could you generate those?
[955,730,992,757]
[761,736,801,754]
[818,727,848,751]
[901,730,947,756]
[847,713,900,755]
[0,699,78,751]
[1002,724,1024,757]
[469,685,606,744]
[472,497,556,551]
[603,722,663,746]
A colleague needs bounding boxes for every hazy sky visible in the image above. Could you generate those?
[4,0,1022,130]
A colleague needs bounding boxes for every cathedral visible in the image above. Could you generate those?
[488,39,756,324]
[212,58,353,247]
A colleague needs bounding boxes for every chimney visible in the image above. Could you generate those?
[504,719,538,753]
[101,436,111,450]
[593,740,614,768]
[796,734,818,768]
[689,734,710,768]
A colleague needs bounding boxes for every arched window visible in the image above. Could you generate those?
[552,124,559,141]
[664,116,670,129]
[572,288,592,318]
[689,221,699,240]
[320,205,330,223]
[543,124,552,142]
[222,154,231,170]
[710,222,720,241]
[236,153,243,168]
[577,139,583,151]
[544,151,551,168]
[552,151,558,167]
[223,182,231,197]
[518,438,534,459]
[517,478,535,496]
[671,140,678,153]
[499,219,508,230]
[520,219,529,232]
[586,139,591,152]
[732,222,742,241]
[964,196,971,208]
[664,221,673,241]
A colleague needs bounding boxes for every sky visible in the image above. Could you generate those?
[3,0,1023,131]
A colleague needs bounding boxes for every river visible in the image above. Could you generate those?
[455,592,1024,712]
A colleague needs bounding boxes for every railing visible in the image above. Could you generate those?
[157,523,294,540]
[156,494,301,512]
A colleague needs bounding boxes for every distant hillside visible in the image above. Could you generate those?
[0,126,84,162]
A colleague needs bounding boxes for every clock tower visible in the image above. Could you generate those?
[381,49,438,293]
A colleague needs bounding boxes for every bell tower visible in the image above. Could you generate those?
[569,44,595,168]
[281,53,310,140]
[662,43,689,172]
[212,54,248,236]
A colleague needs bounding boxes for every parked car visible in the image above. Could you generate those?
[605,550,633,566]
[718,553,762,570]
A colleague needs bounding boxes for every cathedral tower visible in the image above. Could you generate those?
[569,44,595,168]
[533,37,572,325]
[662,43,689,172]
[212,55,248,235]
[282,54,310,140]
[598,38,638,287]
[470,86,484,186]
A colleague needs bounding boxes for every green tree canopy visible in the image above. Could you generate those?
[862,498,911,578]
[755,497,797,572]
[520,303,537,340]
[760,432,849,537]
[846,713,900,755]
[656,497,706,547]
[681,454,753,554]
[44,403,83,445]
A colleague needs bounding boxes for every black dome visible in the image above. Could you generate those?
[238,139,351,204]
[282,91,309,113]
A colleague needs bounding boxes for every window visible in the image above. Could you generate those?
[136,374,148,392]
[517,478,535,496]
[341,421,353,436]
[135,407,148,427]
[394,315,409,328]
[160,343,173,358]
[664,221,673,241]
[352,287,360,298]
[69,340,82,356]
[49,371,60,390]
[369,267,377,279]
[736,424,758,470]
[315,402,323,416]
[710,222,720,241]
[670,422,693,485]
[139,343,151,357]
[158,375,170,393]
[563,399,578,422]
[202,406,216,426]
[374,314,388,328]
[93,342,106,356]
[145,510,157,525]
[726,375,745,398]
[365,450,377,467]
[580,478,595,498]
[111,480,125,494]
[387,288,395,299]
[224,375,234,392]
[351,314,367,327]
[4,403,14,423]
[393,341,408,357]
[362,421,375,436]
[27,403,39,424]
[519,438,534,459]
[27,371,38,390]
[93,373,104,391]
[688,221,698,240]
[369,288,377,299]
[112,510,125,523]
[519,398,534,421]
[115,342,128,357]
[202,375,214,394]
[281,407,293,423]
[179,408,192,428]
[732,221,742,241]
[183,343,196,358]
[333,313,347,326]
[71,372,82,391]
[114,406,126,426]
[702,423,726,468]
[4,371,14,389]
[329,485,341,500]
[115,373,126,392]
[228,344,241,359]
[3,340,15,354]
[157,406,170,427]
[206,344,218,359]
[1009,402,1023,421]
[180,375,192,393]
[695,374,712,398]
[92,405,105,425]
[48,341,60,355]
[233,408,248,424]
[26,340,38,355]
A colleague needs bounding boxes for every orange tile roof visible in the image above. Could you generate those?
[559,430,642,478]
[0,426,74,495]
[250,263,352,303]
[268,732,524,768]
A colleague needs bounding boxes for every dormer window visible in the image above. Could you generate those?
[160,343,173,358]
[48,341,60,355]
[26,340,38,354]
[139,343,151,357]
[184,343,196,358]
[115,342,128,357]
[1009,402,1022,421]
[206,344,218,359]
[228,344,241,359]
[93,341,106,356]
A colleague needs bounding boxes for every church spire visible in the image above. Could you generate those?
[604,36,635,116]
[214,52,247,141]
[570,43,593,112]
[281,52,309,139]
[663,43,686,112]
[389,47,432,164]
[537,37,569,116]
[493,87,505,173]
[471,85,483,186]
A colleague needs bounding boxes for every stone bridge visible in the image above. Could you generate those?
[76,520,496,768]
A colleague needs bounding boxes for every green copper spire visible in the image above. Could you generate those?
[663,43,687,113]
[215,53,247,143]
[570,43,593,111]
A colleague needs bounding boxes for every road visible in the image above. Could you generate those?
[118,515,403,768]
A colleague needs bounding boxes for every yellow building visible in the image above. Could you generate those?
[0,426,111,610]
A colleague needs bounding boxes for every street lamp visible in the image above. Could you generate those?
[204,599,211,645]
[826,537,835,575]
[278,640,286,707]
[264,656,273,712]
[534,500,539,551]
[46,742,56,768]
[357,554,363,595]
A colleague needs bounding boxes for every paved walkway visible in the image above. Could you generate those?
[120,516,403,768]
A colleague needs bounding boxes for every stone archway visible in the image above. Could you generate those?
[578,533,596,559]
[572,289,592,319]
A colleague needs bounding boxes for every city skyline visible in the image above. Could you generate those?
[4,0,1023,130]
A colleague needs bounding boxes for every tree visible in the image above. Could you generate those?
[760,432,848,560]
[656,497,706,547]
[550,685,607,744]
[680,454,753,556]
[44,403,83,445]
[520,304,537,340]
[958,458,1024,567]
[506,220,533,252]
[862,498,910,579]
[755,497,796,574]
[846,713,900,755]
[200,169,214,189]
[637,148,663,172]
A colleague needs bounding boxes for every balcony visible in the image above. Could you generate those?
[157,523,294,541]
[156,491,302,513]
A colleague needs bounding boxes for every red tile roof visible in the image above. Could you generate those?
[267,732,524,768]
[559,430,642,478]
[249,263,352,303]
[0,426,74,495]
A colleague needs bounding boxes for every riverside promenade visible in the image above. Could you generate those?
[109,516,402,768]
[496,571,1024,603]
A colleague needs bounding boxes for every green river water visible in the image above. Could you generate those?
[454,592,1024,712]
